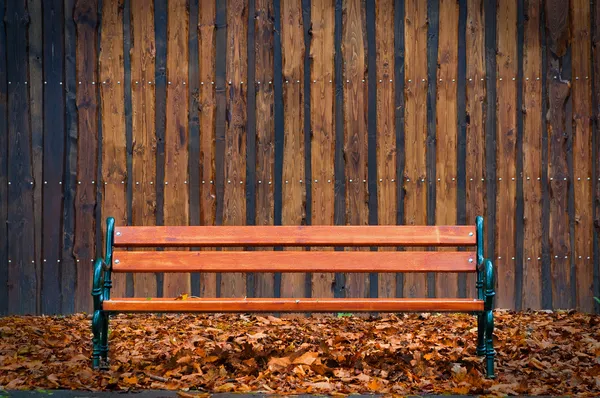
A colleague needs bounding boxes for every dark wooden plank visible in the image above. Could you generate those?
[100,0,127,298]
[41,0,65,314]
[496,0,518,309]
[545,0,571,309]
[198,0,217,298]
[103,297,484,313]
[342,0,369,300]
[403,0,428,298]
[123,0,134,297]
[73,0,99,313]
[62,0,78,314]
[571,0,593,313]
[130,0,157,298]
[222,0,248,298]
[27,0,43,311]
[394,0,405,298]
[114,225,477,247]
[302,0,311,300]
[375,0,395,299]
[0,0,8,315]
[281,0,306,301]
[6,0,37,314]
[456,0,467,298]
[255,0,275,298]
[522,0,542,311]
[593,0,600,314]
[311,0,336,301]
[272,0,282,301]
[465,0,486,300]
[163,0,190,297]
[435,0,459,299]
[112,250,478,273]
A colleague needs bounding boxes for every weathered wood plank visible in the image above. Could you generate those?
[496,0,517,309]
[342,0,369,299]
[100,0,127,299]
[255,0,275,297]
[198,0,217,298]
[0,0,8,315]
[376,0,396,299]
[593,0,600,314]
[435,0,459,299]
[310,0,336,300]
[546,0,571,309]
[163,0,190,297]
[73,0,99,313]
[522,0,542,310]
[281,0,306,300]
[222,0,248,298]
[403,0,428,298]
[42,0,65,314]
[131,0,157,298]
[571,0,593,313]
[6,0,37,314]
[103,297,485,313]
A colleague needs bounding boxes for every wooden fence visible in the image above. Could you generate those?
[0,0,598,315]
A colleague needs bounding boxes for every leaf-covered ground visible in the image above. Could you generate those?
[0,311,599,396]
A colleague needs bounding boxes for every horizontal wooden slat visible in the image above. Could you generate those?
[113,225,477,247]
[112,250,477,273]
[103,298,484,312]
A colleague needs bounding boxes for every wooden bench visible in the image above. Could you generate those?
[91,216,496,378]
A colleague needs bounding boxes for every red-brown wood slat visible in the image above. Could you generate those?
[111,250,477,273]
[103,297,484,312]
[114,225,476,247]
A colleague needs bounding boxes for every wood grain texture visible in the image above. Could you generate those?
[112,250,477,273]
[310,0,336,300]
[222,0,248,297]
[281,0,306,300]
[403,0,428,298]
[435,0,459,299]
[6,0,36,314]
[594,0,600,314]
[103,297,484,312]
[342,0,369,299]
[0,0,7,315]
[465,0,486,298]
[114,225,477,247]
[522,0,542,310]
[163,0,190,297]
[131,0,157,297]
[73,0,99,312]
[376,0,396,299]
[255,0,275,297]
[199,0,217,298]
[100,0,127,299]
[571,0,593,313]
[496,0,517,309]
[546,0,571,310]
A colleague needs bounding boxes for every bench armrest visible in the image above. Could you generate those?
[477,259,495,311]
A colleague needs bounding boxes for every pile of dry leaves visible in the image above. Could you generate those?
[0,310,599,396]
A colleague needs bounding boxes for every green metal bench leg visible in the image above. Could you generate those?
[476,312,486,356]
[485,309,495,379]
[100,312,109,367]
[91,310,102,369]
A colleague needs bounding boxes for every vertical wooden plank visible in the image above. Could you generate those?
[123,0,134,297]
[27,0,43,311]
[496,0,517,309]
[0,0,8,315]
[435,0,459,298]
[42,0,65,314]
[63,0,79,314]
[221,0,247,298]
[403,0,428,298]
[163,0,190,297]
[6,0,36,314]
[593,0,600,314]
[131,0,156,297]
[394,0,405,298]
[255,0,275,297]
[302,0,312,301]
[280,0,305,300]
[100,0,127,298]
[73,0,99,313]
[545,0,571,309]
[342,0,368,299]
[199,0,217,298]
[311,0,336,299]
[522,0,542,310]
[376,0,395,299]
[571,0,593,313]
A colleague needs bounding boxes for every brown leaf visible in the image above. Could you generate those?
[293,351,319,366]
